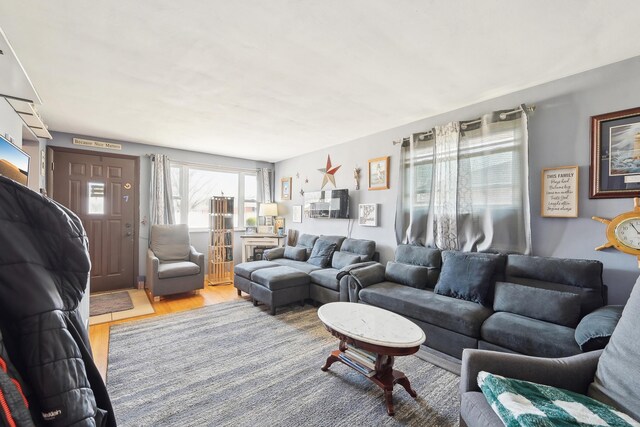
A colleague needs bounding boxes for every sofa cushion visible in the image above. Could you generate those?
[359,282,492,337]
[340,238,376,261]
[506,254,604,315]
[297,234,318,248]
[284,246,307,261]
[481,312,582,358]
[493,281,582,328]
[158,261,200,279]
[589,280,640,421]
[318,235,346,251]
[434,251,497,306]
[331,252,361,270]
[575,305,623,352]
[309,268,340,291]
[460,391,503,427]
[234,260,279,279]
[251,266,310,291]
[385,261,430,289]
[307,240,337,268]
[150,224,191,261]
[271,258,321,274]
[395,245,442,268]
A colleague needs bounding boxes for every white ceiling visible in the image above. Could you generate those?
[1,1,640,162]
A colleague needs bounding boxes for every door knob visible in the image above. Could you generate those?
[126,231,133,236]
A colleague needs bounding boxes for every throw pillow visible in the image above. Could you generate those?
[307,240,337,268]
[283,246,307,261]
[493,281,582,328]
[478,371,638,427]
[434,251,496,306]
[385,261,431,289]
[575,305,623,352]
[331,251,361,270]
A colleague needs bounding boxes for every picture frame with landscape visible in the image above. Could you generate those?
[368,156,390,190]
[590,106,640,198]
[281,177,292,200]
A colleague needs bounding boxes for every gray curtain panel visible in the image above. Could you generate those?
[395,105,531,254]
[257,168,274,203]
[150,154,175,226]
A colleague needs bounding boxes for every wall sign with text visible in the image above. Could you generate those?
[541,166,579,218]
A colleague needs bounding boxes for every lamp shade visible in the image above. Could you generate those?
[259,203,278,217]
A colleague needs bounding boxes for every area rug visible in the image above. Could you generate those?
[90,289,155,325]
[90,291,134,316]
[107,302,459,426]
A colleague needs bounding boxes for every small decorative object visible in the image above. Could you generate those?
[368,156,390,190]
[541,166,578,217]
[592,197,640,267]
[299,189,304,196]
[274,216,285,235]
[358,203,378,226]
[354,167,361,190]
[296,172,300,179]
[292,205,302,223]
[281,177,292,200]
[318,155,341,189]
[590,106,640,198]
[246,226,257,234]
[305,177,309,184]
[40,149,46,176]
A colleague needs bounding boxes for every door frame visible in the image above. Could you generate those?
[47,145,141,288]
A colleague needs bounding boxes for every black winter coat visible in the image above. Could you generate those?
[0,176,116,426]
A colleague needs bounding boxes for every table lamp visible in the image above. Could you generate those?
[259,202,278,232]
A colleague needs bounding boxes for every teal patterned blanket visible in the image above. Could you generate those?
[478,371,639,427]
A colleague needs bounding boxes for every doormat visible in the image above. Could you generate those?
[90,291,134,316]
[89,289,155,325]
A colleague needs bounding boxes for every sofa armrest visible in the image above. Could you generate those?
[460,349,602,396]
[341,263,386,303]
[337,261,378,302]
[336,261,378,280]
[264,247,285,260]
[189,246,204,268]
[575,305,623,352]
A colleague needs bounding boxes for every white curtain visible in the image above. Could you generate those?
[150,154,175,225]
[395,106,531,254]
[257,168,274,204]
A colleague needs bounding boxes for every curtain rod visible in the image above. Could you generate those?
[146,154,259,173]
[392,104,535,144]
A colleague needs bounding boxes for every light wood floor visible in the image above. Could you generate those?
[88,283,244,381]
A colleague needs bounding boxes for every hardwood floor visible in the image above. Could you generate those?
[88,283,244,381]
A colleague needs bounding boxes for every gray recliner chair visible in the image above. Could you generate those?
[459,278,640,426]
[146,224,204,300]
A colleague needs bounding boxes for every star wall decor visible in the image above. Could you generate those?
[318,155,341,189]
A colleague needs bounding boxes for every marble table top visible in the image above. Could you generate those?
[317,302,426,348]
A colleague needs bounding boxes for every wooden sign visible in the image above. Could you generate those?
[73,138,122,150]
[541,166,579,217]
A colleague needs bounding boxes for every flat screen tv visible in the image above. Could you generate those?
[0,135,30,186]
[304,189,349,219]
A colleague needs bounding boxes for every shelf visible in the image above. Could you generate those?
[208,196,234,286]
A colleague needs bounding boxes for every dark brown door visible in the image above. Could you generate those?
[49,147,138,293]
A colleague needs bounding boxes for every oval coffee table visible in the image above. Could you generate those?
[317,302,426,416]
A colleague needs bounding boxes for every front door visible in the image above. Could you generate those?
[49,147,138,292]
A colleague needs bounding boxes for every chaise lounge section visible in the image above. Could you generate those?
[233,234,376,314]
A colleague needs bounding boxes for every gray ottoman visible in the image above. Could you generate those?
[234,261,279,296]
[250,266,310,315]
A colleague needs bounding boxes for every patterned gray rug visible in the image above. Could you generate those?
[90,291,134,316]
[107,302,459,426]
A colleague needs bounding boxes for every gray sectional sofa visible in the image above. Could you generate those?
[233,234,376,314]
[342,244,623,359]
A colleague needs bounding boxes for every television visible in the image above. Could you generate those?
[0,136,30,186]
[304,189,349,219]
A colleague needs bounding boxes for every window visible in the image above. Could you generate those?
[170,162,257,229]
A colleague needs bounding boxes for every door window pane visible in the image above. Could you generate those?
[88,182,105,215]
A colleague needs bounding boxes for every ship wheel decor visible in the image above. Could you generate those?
[592,197,640,267]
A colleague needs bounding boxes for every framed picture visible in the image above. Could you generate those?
[358,203,378,226]
[590,106,640,198]
[292,205,302,223]
[281,177,292,200]
[368,156,390,190]
[541,166,579,218]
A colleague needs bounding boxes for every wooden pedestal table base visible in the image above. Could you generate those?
[321,339,419,416]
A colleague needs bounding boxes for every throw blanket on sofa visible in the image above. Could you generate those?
[478,371,639,427]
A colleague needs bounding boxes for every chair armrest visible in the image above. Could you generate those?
[264,247,285,260]
[460,349,602,396]
[189,246,204,268]
[575,305,623,352]
[147,249,159,272]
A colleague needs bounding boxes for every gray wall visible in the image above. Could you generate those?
[0,100,22,148]
[275,56,640,305]
[48,132,273,281]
